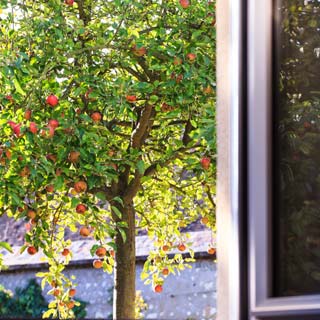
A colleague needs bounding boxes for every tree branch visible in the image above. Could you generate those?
[131,104,154,149]
[123,170,143,203]
[182,119,195,146]
[144,144,202,177]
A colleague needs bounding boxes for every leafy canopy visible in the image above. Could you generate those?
[0,0,216,318]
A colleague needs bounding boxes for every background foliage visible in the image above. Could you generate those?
[0,279,87,319]
[274,0,320,296]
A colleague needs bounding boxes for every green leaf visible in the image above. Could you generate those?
[118,228,127,243]
[36,272,47,278]
[71,197,80,208]
[20,245,27,254]
[96,191,106,201]
[0,242,13,253]
[103,262,113,274]
[10,193,22,206]
[112,196,124,207]
[13,76,26,96]
[107,241,117,251]
[149,95,158,103]
[54,176,64,190]
[90,244,100,257]
[140,271,149,280]
[43,309,56,319]
[116,221,128,228]
[111,206,122,219]
[136,160,145,174]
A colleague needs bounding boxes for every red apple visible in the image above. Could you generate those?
[93,259,103,269]
[48,119,59,129]
[179,0,190,8]
[46,95,59,107]
[108,150,115,157]
[162,268,169,276]
[161,103,174,112]
[20,166,30,177]
[29,122,37,134]
[46,185,54,193]
[76,204,87,214]
[200,157,211,170]
[207,247,216,255]
[203,85,213,95]
[5,150,12,159]
[91,112,102,123]
[65,0,74,5]
[154,284,163,293]
[176,74,183,83]
[68,151,80,163]
[304,121,312,130]
[186,53,196,62]
[53,289,60,297]
[201,217,209,225]
[132,45,147,57]
[27,246,37,255]
[173,57,182,65]
[74,181,87,193]
[79,226,90,237]
[126,95,137,103]
[62,248,70,256]
[178,243,186,251]
[24,110,32,120]
[95,247,107,257]
[27,210,36,219]
[8,121,22,137]
[162,244,170,252]
[69,288,76,297]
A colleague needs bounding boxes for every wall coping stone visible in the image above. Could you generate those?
[1,231,215,272]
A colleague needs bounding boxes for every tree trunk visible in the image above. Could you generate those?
[113,202,136,319]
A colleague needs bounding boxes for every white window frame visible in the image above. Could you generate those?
[217,0,246,319]
[217,0,320,319]
[248,0,320,318]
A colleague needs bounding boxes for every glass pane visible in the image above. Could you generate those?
[273,0,320,296]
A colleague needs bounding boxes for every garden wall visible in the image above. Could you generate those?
[0,231,216,319]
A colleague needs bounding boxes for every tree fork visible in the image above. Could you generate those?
[113,202,136,319]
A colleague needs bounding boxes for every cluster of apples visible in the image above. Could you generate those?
[7,94,59,140]
[162,242,187,252]
[51,280,77,310]
[92,246,115,269]
[68,180,94,238]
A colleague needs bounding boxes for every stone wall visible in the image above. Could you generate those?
[0,259,216,319]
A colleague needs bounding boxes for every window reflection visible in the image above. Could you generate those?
[273,0,320,296]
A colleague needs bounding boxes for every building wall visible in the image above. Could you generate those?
[0,260,216,320]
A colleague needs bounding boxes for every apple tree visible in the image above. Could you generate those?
[0,0,216,318]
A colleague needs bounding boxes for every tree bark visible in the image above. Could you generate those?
[113,202,136,319]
